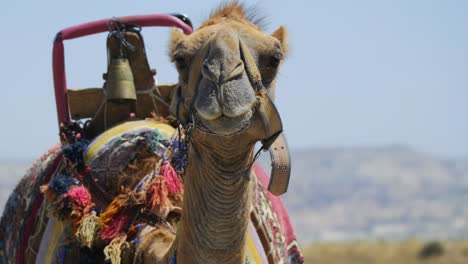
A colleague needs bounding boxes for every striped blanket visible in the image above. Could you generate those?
[0,120,303,263]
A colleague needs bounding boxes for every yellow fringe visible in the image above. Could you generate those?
[75,211,102,248]
[103,233,129,264]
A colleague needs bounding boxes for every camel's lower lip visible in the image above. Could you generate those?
[196,110,252,136]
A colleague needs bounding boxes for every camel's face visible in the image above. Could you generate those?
[169,19,288,136]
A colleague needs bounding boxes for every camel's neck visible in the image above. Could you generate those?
[176,132,255,264]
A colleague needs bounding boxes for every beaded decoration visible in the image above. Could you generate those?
[41,121,185,264]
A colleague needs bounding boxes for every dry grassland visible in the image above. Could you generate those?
[303,241,468,264]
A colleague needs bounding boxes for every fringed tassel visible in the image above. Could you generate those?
[100,195,128,226]
[41,175,80,219]
[160,160,183,195]
[47,174,78,195]
[100,213,129,241]
[76,211,102,248]
[65,186,95,229]
[65,186,93,208]
[146,175,172,217]
[170,138,187,172]
[103,233,129,264]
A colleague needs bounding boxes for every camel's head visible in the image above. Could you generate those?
[169,3,288,139]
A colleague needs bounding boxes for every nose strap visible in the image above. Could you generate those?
[256,88,282,147]
[239,38,263,89]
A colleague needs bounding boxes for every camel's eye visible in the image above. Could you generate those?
[173,56,187,70]
[259,51,283,86]
[269,53,282,69]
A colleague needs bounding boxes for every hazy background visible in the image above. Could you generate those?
[1,0,467,253]
[1,0,467,159]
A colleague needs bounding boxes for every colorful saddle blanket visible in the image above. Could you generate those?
[0,120,303,263]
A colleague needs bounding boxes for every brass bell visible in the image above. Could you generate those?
[105,58,137,103]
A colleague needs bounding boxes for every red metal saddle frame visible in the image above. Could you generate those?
[52,14,193,128]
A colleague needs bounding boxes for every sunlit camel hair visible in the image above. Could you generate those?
[158,3,288,263]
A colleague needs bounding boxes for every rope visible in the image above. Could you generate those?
[107,20,141,57]
[140,86,163,117]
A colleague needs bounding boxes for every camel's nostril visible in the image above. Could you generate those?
[224,61,244,82]
[202,59,244,86]
[203,62,210,71]
[202,60,220,84]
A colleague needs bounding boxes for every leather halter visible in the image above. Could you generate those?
[172,35,291,196]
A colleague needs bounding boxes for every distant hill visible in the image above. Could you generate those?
[277,145,468,244]
[2,146,468,245]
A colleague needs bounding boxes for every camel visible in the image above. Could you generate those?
[0,2,302,263]
[162,4,288,264]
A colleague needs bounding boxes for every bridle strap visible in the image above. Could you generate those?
[239,39,291,196]
[267,133,291,195]
[238,38,282,145]
[255,88,282,148]
[174,40,211,126]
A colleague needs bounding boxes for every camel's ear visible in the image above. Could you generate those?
[169,29,186,55]
[271,26,288,56]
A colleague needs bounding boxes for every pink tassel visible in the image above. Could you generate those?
[100,213,129,242]
[160,160,183,194]
[65,186,93,208]
[146,175,172,217]
[65,186,95,228]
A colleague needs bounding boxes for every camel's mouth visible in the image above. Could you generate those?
[192,68,257,135]
[195,108,253,136]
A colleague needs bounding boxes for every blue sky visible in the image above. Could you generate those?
[1,0,467,159]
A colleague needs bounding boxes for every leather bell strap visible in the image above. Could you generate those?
[267,133,291,196]
[256,88,291,196]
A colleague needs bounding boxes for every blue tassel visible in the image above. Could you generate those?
[48,175,76,194]
[170,138,187,171]
[62,140,89,167]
